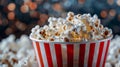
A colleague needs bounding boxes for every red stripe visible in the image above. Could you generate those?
[67,44,74,67]
[102,40,110,67]
[35,42,44,67]
[96,41,105,67]
[88,43,95,67]
[44,43,53,67]
[55,44,63,67]
[79,44,86,67]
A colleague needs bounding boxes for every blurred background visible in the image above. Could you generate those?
[0,0,120,41]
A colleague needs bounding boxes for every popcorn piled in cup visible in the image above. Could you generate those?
[30,12,112,42]
[30,12,113,67]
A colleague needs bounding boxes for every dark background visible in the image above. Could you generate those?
[0,0,120,41]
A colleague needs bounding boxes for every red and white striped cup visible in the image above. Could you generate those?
[30,36,112,67]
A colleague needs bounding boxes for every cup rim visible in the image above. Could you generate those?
[29,35,113,44]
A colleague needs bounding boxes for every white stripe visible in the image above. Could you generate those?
[73,44,80,67]
[40,42,48,67]
[49,43,57,67]
[92,42,100,67]
[100,41,108,67]
[33,41,41,67]
[61,44,67,67]
[84,43,90,67]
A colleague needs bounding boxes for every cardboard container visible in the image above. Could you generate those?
[30,36,112,67]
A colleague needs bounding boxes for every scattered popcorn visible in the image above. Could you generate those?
[106,35,120,67]
[105,62,112,67]
[115,61,120,67]
[30,12,112,42]
[0,35,38,67]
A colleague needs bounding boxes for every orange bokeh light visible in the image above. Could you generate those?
[8,3,16,11]
[109,9,116,17]
[107,0,114,5]
[100,10,108,18]
[20,4,29,13]
[28,2,37,10]
[8,12,15,20]
[78,0,85,4]
[53,3,62,11]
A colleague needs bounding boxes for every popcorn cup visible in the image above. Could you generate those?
[30,36,112,67]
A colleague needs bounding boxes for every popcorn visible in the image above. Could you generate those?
[105,62,112,67]
[106,35,120,67]
[30,12,112,42]
[0,35,37,67]
[1,64,8,67]
[115,61,120,67]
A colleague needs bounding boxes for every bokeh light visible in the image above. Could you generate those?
[109,9,116,17]
[7,3,16,11]
[100,10,108,18]
[28,2,37,10]
[78,0,85,4]
[52,3,62,11]
[20,4,29,13]
[107,0,114,5]
[7,12,15,20]
[38,14,49,26]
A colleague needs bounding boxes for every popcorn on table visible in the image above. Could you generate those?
[0,35,38,67]
[30,12,112,42]
[0,35,120,67]
[105,35,120,67]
